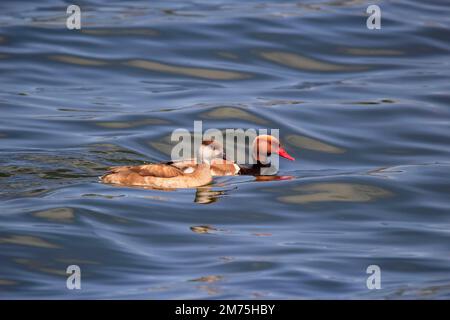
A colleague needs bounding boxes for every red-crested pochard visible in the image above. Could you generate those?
[171,135,295,176]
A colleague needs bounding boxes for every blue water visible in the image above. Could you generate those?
[0,0,450,299]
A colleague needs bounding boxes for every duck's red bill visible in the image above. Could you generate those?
[278,148,295,161]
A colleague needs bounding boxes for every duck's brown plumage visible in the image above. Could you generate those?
[101,163,212,188]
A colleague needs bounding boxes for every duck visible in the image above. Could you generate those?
[100,142,216,189]
[171,135,295,176]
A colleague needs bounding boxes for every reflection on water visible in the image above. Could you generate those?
[194,187,225,204]
[190,225,218,234]
[201,107,268,125]
[49,55,107,66]
[14,258,68,277]
[0,235,59,249]
[260,51,366,72]
[338,47,404,56]
[0,0,450,299]
[81,28,158,36]
[33,208,75,222]
[0,279,16,286]
[286,134,345,154]
[126,60,250,80]
[253,175,294,182]
[190,275,223,283]
[95,118,168,129]
[279,182,392,204]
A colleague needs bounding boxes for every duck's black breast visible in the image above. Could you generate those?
[238,162,269,176]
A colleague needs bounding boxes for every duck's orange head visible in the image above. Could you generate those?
[252,134,295,163]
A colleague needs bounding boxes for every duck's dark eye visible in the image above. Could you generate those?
[202,140,214,146]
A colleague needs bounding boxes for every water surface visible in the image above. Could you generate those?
[0,0,450,299]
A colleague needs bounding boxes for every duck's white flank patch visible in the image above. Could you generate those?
[183,167,195,174]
